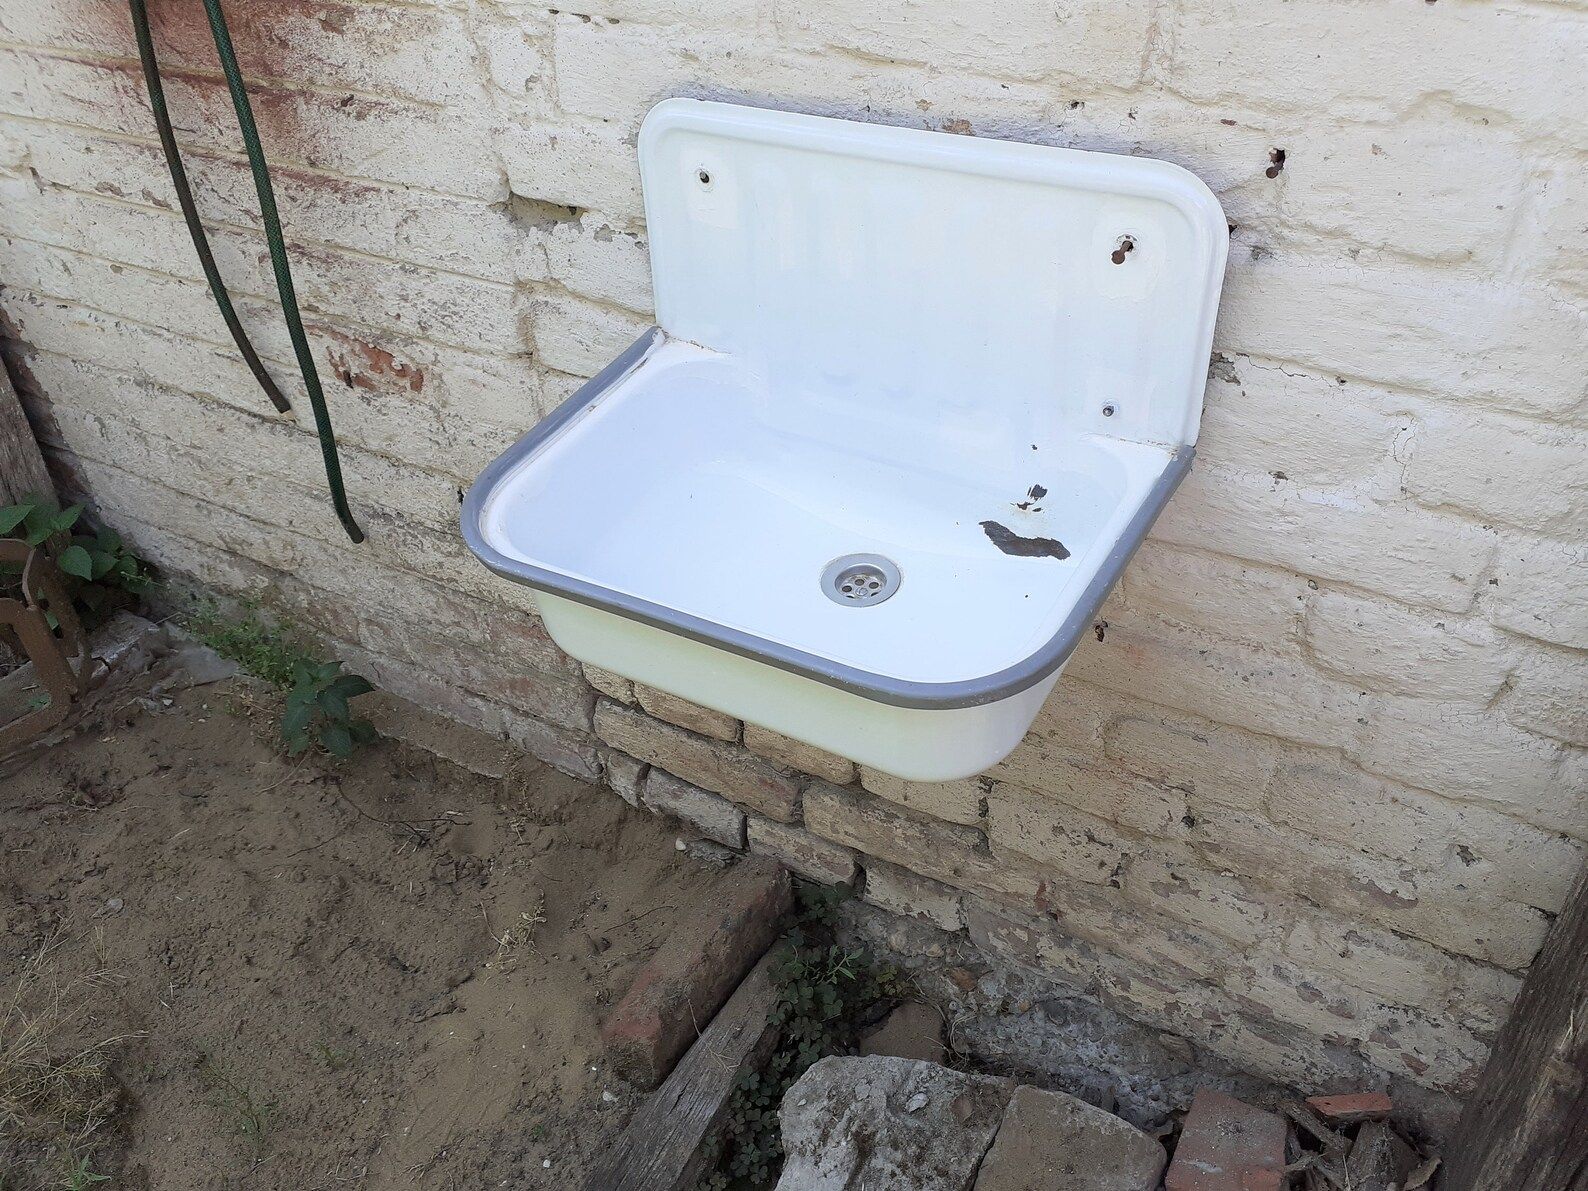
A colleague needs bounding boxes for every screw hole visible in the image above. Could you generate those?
[1102,403,1116,418]
[1110,236,1135,265]
[697,168,711,185]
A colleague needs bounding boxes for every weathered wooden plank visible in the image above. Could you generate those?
[584,948,783,1191]
[0,358,53,507]
[1444,861,1588,1191]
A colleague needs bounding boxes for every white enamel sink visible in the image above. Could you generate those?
[465,100,1228,781]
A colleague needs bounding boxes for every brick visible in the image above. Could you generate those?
[1514,160,1588,301]
[777,0,1156,87]
[642,769,746,849]
[1305,1092,1392,1125]
[1166,1,1588,141]
[985,784,1138,886]
[1215,255,1587,421]
[746,817,857,886]
[0,0,487,110]
[746,723,856,786]
[1120,541,1309,649]
[1500,644,1588,747]
[0,49,503,201]
[1487,535,1588,650]
[522,290,653,378]
[594,701,800,822]
[1266,753,1584,912]
[1272,120,1525,266]
[1117,854,1277,949]
[1404,410,1588,538]
[1065,614,1373,753]
[634,683,739,741]
[1196,356,1407,489]
[803,781,994,893]
[1190,805,1550,969]
[601,858,790,1087]
[1353,696,1580,839]
[1303,590,1509,701]
[859,767,982,827]
[584,665,636,705]
[1164,1090,1286,1191]
[602,748,648,808]
[863,860,965,932]
[1153,463,1498,614]
[498,119,645,225]
[996,764,1189,839]
[1101,711,1277,814]
[12,125,520,285]
[1282,915,1520,1039]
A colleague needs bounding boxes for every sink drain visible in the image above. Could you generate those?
[821,554,901,607]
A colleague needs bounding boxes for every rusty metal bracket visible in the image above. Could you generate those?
[0,539,98,755]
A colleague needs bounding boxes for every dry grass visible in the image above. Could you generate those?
[0,933,132,1185]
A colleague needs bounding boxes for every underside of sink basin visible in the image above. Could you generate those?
[464,99,1227,780]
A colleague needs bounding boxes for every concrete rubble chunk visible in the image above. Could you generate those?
[776,1056,1014,1190]
[1164,1089,1287,1191]
[974,1084,1167,1191]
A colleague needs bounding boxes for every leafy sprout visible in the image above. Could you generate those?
[282,659,377,758]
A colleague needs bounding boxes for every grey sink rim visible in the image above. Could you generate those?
[460,328,1194,711]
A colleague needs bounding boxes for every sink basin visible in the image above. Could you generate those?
[464,99,1228,781]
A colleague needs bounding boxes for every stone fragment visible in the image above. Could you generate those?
[974,1084,1167,1191]
[1345,1120,1420,1191]
[776,1056,1013,1190]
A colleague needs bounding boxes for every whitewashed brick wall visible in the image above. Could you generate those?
[2,0,1584,1128]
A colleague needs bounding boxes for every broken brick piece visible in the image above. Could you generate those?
[600,858,791,1088]
[1165,1089,1287,1191]
[1305,1091,1393,1125]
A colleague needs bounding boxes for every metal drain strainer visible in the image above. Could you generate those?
[821,554,901,607]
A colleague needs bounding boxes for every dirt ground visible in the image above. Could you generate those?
[0,678,742,1189]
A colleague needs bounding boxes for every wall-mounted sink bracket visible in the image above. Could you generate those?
[464,99,1229,781]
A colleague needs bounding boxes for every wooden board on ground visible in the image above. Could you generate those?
[1444,861,1588,1191]
[0,357,53,506]
[583,948,783,1191]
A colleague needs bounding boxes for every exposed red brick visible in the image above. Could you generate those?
[1165,1089,1287,1191]
[600,858,791,1089]
[1305,1091,1393,1124]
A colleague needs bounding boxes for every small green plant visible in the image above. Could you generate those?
[198,1055,277,1157]
[283,659,376,758]
[0,496,152,625]
[694,883,902,1191]
[55,1155,111,1190]
[184,603,379,758]
[186,601,306,689]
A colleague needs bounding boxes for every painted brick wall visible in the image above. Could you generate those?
[2,0,1584,1125]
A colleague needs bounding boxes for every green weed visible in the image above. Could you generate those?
[0,496,152,626]
[184,603,378,758]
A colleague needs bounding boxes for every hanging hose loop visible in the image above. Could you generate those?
[128,0,291,415]
[201,0,364,543]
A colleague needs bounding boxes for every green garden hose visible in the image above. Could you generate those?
[128,0,290,416]
[129,0,365,543]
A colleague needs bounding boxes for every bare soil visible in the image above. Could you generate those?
[1,681,740,1189]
